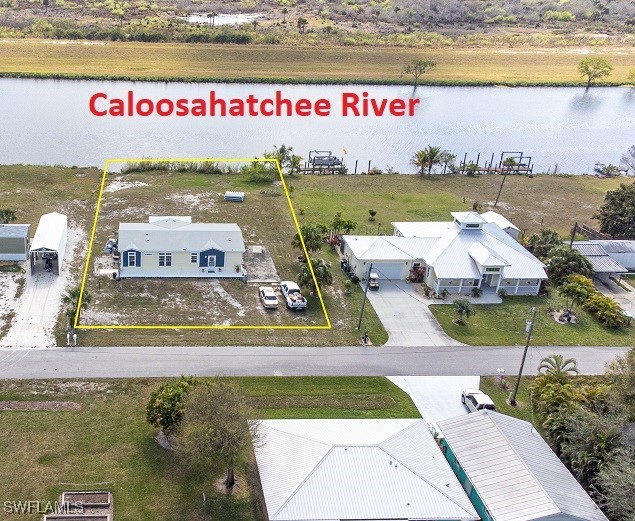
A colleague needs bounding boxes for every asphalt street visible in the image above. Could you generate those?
[0,345,628,379]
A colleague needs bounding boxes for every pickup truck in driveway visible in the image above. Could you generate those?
[280,281,308,309]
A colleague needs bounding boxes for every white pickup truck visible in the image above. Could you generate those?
[280,281,308,309]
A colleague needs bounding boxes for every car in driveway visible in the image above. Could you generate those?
[280,281,307,309]
[259,286,279,309]
[461,390,496,412]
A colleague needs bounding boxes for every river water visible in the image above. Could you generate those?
[1,78,633,173]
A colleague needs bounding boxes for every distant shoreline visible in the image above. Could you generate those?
[1,40,634,87]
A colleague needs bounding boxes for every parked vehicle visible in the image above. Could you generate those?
[259,286,279,309]
[280,281,308,309]
[368,272,379,290]
[461,390,496,412]
[311,155,342,168]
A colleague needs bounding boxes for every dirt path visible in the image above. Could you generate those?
[0,227,85,349]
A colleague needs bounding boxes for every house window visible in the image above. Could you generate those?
[485,267,500,272]
[127,251,137,267]
[466,223,480,228]
[207,256,216,268]
[190,253,198,264]
[158,252,172,267]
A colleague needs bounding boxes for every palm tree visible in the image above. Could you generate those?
[207,12,217,26]
[538,354,579,381]
[291,224,323,253]
[298,258,333,295]
[558,275,595,313]
[297,17,308,33]
[439,150,456,174]
[282,6,288,22]
[289,154,302,175]
[62,287,92,329]
[410,146,442,176]
[454,299,473,325]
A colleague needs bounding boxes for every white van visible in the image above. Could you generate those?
[461,390,496,412]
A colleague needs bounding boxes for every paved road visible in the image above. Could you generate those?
[0,345,628,379]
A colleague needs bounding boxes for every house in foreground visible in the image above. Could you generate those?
[253,418,479,521]
[438,410,608,521]
[0,224,30,261]
[118,216,245,278]
[342,211,547,294]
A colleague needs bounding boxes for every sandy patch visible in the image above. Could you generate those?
[168,192,216,211]
[103,177,149,193]
[0,227,86,348]
[0,273,19,316]
[208,280,246,317]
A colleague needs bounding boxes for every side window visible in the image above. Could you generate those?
[127,251,137,267]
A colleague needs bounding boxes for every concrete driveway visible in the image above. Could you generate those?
[365,280,464,347]
[595,279,635,318]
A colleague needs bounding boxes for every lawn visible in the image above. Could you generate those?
[429,294,634,346]
[288,172,624,237]
[0,376,420,521]
[1,40,635,85]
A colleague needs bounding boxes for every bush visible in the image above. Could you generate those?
[351,274,360,284]
[582,294,629,328]
[544,10,575,21]
[471,286,482,297]
[498,288,507,299]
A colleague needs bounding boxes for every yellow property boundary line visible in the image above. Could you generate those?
[74,157,332,330]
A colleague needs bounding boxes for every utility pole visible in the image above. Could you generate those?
[569,222,578,248]
[509,306,537,406]
[357,262,373,331]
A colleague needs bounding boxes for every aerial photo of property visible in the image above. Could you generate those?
[0,0,634,519]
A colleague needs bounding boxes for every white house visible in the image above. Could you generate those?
[480,211,521,240]
[118,216,245,278]
[253,419,479,521]
[0,224,30,261]
[342,211,547,295]
[438,411,609,521]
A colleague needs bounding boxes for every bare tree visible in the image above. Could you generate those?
[621,145,635,176]
[402,59,436,90]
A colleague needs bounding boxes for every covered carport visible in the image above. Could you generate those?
[29,212,68,275]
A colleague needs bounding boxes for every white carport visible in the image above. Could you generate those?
[29,212,68,275]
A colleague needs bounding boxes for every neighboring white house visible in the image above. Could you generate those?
[0,224,30,261]
[438,411,609,521]
[29,212,68,275]
[480,211,521,240]
[253,418,479,521]
[342,211,547,294]
[118,216,245,278]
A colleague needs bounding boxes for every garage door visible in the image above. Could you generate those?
[372,262,404,280]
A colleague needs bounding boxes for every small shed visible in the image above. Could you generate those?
[481,211,521,240]
[0,224,30,261]
[29,212,68,275]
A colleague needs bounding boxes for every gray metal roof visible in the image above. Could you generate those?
[0,224,30,238]
[481,211,520,232]
[594,240,635,254]
[255,419,479,521]
[118,218,245,253]
[438,411,609,521]
[571,242,627,273]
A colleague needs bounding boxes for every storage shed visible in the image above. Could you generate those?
[29,212,68,275]
[0,224,30,261]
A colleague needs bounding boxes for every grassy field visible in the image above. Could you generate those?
[0,376,420,521]
[430,294,634,346]
[289,172,625,236]
[1,40,635,85]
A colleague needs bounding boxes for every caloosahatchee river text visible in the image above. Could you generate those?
[89,90,421,118]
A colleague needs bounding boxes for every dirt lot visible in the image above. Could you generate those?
[81,170,327,327]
